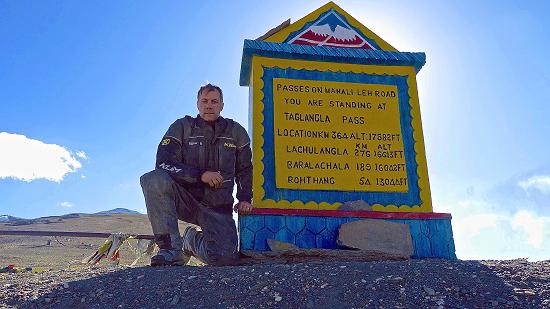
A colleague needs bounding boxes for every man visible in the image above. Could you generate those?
[140,84,253,266]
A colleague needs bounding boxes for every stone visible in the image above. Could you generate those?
[337,219,413,257]
[423,286,436,296]
[338,200,372,211]
[514,288,536,296]
[240,247,407,262]
[170,295,180,305]
[267,239,298,252]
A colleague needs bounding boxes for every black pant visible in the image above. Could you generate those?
[140,169,239,266]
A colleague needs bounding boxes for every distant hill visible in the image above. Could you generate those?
[94,208,142,215]
[0,209,142,225]
[0,215,23,222]
[0,215,32,226]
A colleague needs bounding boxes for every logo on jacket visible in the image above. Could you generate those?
[224,142,237,148]
[159,163,181,173]
[161,138,170,146]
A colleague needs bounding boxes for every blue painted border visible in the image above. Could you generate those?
[261,67,420,206]
[283,9,381,50]
[240,40,426,86]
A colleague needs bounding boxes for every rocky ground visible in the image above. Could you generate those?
[1,214,548,308]
[0,258,548,308]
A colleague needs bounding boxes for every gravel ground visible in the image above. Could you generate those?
[1,258,548,309]
[0,214,189,270]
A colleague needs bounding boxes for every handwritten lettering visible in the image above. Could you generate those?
[284,112,331,123]
[273,78,408,192]
[286,145,348,156]
[286,160,350,171]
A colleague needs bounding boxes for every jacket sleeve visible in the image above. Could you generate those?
[155,119,203,185]
[234,123,253,203]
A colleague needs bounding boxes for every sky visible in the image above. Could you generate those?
[1,1,549,261]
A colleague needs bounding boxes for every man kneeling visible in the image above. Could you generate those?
[140,84,253,266]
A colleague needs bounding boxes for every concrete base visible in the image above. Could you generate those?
[239,212,456,259]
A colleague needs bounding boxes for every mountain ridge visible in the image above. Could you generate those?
[0,208,143,223]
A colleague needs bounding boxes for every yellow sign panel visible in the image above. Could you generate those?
[250,57,432,212]
[273,78,407,192]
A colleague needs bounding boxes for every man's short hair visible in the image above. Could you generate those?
[197,84,223,102]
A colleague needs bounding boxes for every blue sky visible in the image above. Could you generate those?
[1,1,549,261]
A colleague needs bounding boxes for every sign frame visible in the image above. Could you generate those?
[251,56,432,212]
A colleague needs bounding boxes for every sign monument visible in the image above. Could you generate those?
[239,2,456,258]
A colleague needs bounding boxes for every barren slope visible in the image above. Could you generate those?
[0,214,190,269]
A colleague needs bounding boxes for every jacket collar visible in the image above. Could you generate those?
[195,115,227,137]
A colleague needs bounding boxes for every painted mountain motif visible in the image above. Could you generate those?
[286,9,378,49]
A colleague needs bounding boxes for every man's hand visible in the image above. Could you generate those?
[233,201,253,215]
[201,171,223,188]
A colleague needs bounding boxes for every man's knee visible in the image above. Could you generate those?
[203,251,239,266]
[183,227,239,266]
[202,240,239,266]
[140,169,174,194]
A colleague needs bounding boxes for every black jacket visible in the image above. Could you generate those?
[155,115,252,209]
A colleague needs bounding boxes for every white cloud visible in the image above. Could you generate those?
[0,132,83,182]
[451,208,549,260]
[59,201,73,208]
[511,210,544,248]
[75,151,87,159]
[454,213,499,240]
[437,194,550,261]
[518,175,550,194]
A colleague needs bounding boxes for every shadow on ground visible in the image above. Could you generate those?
[15,259,545,309]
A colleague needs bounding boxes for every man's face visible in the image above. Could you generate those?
[197,89,223,122]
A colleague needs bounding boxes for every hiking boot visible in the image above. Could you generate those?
[150,249,190,267]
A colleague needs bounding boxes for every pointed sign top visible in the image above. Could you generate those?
[262,2,397,51]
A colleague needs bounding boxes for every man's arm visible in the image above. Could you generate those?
[155,120,203,185]
[234,124,253,203]
[233,142,253,215]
